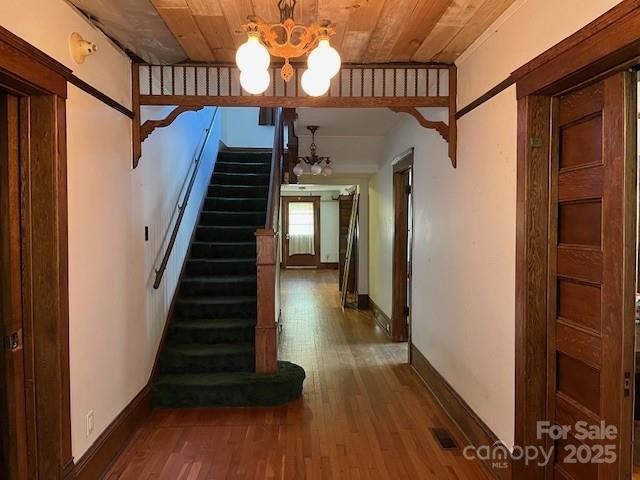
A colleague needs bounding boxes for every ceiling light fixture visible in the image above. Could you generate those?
[236,0,341,96]
[293,126,332,177]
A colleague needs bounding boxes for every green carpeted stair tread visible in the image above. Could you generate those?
[213,172,270,186]
[151,361,305,407]
[155,362,305,387]
[180,274,257,284]
[207,184,269,198]
[159,343,255,374]
[214,161,271,174]
[195,226,258,242]
[167,319,255,344]
[189,241,256,258]
[203,197,267,211]
[198,211,266,227]
[185,257,256,276]
[171,318,256,329]
[176,296,257,306]
[179,275,256,297]
[162,342,254,356]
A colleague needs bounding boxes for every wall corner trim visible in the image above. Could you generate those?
[410,344,512,480]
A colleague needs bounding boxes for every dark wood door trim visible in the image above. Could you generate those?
[392,149,413,343]
[282,196,321,268]
[515,6,640,475]
[0,28,73,480]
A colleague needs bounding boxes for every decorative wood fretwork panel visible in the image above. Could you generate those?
[138,63,451,108]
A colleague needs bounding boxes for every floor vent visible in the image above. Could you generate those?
[430,427,459,451]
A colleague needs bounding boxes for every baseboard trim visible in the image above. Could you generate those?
[369,296,391,337]
[73,386,151,480]
[318,262,339,270]
[410,344,512,480]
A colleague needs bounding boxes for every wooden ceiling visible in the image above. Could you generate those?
[150,0,516,64]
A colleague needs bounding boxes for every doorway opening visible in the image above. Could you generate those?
[281,184,359,303]
[0,33,73,479]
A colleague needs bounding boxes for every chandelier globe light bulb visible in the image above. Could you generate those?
[239,69,270,94]
[307,39,341,79]
[236,35,270,72]
[301,69,330,97]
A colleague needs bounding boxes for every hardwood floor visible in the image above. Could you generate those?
[105,270,491,479]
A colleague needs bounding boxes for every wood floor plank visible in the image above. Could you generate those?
[106,270,491,479]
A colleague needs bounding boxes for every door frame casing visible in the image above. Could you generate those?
[513,3,640,478]
[281,195,321,268]
[0,26,73,479]
[392,149,414,343]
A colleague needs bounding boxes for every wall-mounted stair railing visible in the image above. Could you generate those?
[153,106,219,290]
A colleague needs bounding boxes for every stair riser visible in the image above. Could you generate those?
[167,325,255,344]
[214,173,269,186]
[199,211,265,227]
[174,302,257,319]
[208,185,268,198]
[186,260,256,276]
[204,198,267,211]
[215,162,271,174]
[159,352,254,374]
[190,243,256,258]
[152,381,303,408]
[179,281,257,297]
[196,227,256,242]
[218,153,271,164]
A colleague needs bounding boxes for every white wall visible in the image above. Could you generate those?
[221,107,279,148]
[1,0,221,460]
[369,0,625,451]
[297,135,384,175]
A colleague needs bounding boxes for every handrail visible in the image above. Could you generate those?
[264,107,284,231]
[153,106,219,289]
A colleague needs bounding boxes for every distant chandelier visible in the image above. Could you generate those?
[294,126,332,177]
[235,0,341,97]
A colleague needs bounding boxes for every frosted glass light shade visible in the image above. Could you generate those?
[301,69,330,97]
[240,69,270,94]
[293,162,304,177]
[321,164,333,176]
[310,164,322,175]
[236,36,270,72]
[307,39,341,79]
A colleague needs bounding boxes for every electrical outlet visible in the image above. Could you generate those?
[86,410,94,437]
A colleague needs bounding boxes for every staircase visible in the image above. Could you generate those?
[152,149,305,408]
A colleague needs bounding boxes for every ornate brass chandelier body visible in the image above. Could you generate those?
[242,0,335,82]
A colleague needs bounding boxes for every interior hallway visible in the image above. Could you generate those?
[105,270,490,479]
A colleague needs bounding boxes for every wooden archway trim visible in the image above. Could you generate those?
[140,105,204,142]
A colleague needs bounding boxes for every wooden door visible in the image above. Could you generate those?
[282,196,320,267]
[392,152,413,343]
[546,72,635,479]
[0,93,29,479]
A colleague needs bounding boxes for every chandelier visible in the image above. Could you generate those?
[293,126,332,177]
[235,0,341,96]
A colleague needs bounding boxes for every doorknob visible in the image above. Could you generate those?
[285,234,290,240]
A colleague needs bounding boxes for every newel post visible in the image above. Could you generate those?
[255,228,278,373]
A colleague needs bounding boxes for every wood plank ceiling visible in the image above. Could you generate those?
[150,0,516,64]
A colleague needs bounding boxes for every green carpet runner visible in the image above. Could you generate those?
[152,150,305,408]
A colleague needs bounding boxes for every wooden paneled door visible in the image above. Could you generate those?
[0,93,29,479]
[282,196,321,268]
[392,150,413,343]
[546,72,636,479]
